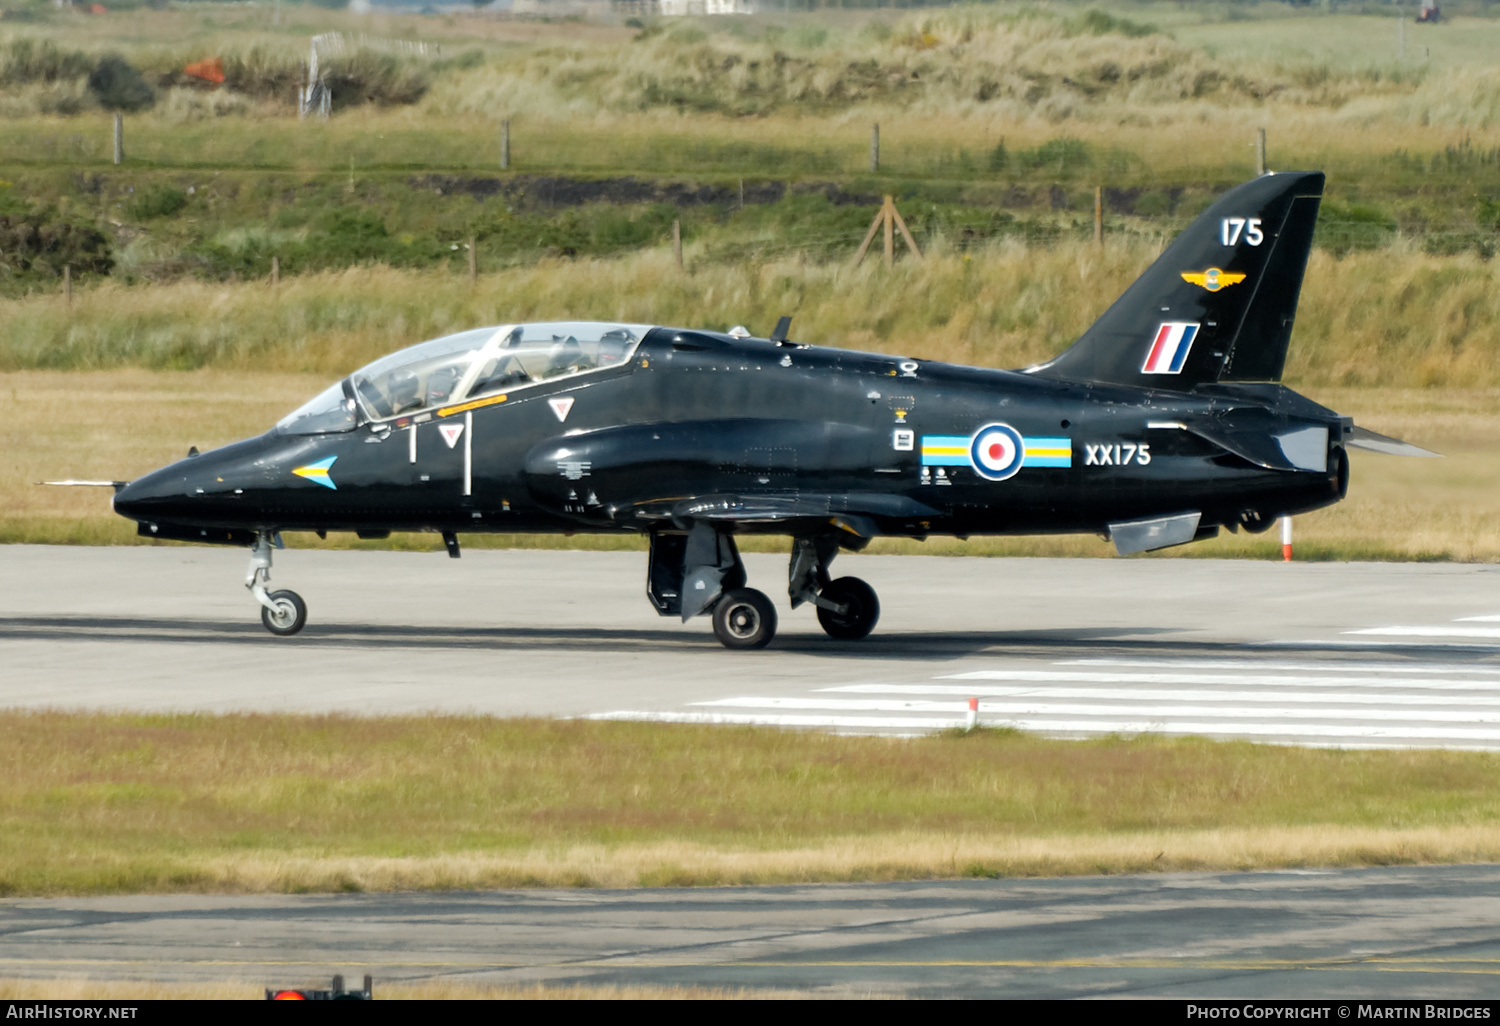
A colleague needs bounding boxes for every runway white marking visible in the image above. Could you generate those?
[934,669,1500,691]
[1066,658,1500,677]
[588,709,1500,746]
[1347,626,1500,640]
[815,686,1500,708]
[588,606,1500,747]
[590,650,1500,749]
[700,695,1500,723]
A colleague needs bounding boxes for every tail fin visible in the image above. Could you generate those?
[1029,171,1324,390]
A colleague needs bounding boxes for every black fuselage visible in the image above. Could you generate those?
[113,327,1346,546]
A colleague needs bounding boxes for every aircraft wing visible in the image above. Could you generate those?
[658,493,944,540]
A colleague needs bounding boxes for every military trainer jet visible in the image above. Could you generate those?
[99,171,1429,648]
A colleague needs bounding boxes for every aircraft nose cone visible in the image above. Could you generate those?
[111,469,187,523]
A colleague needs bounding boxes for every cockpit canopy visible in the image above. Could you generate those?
[277,321,653,435]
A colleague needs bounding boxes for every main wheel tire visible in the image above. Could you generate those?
[712,588,777,650]
[817,576,880,641]
[260,589,307,637]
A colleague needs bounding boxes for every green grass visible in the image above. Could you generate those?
[1,711,1498,895]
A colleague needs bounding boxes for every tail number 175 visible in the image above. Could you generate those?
[1221,217,1264,246]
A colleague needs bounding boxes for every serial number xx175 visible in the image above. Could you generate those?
[1083,443,1152,466]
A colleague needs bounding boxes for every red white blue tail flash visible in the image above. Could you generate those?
[1141,322,1200,375]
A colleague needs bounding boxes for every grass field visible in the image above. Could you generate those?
[0,712,1497,896]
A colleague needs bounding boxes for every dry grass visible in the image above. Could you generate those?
[6,243,1500,385]
[0,5,1497,175]
[116,824,1500,893]
[0,712,1497,896]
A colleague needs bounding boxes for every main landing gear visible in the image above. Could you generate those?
[646,527,879,650]
[247,531,307,636]
[789,536,880,642]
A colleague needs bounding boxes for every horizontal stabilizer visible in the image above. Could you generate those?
[1347,426,1442,459]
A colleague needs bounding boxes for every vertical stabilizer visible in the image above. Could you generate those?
[1029,172,1324,389]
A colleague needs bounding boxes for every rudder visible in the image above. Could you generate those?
[1029,172,1325,390]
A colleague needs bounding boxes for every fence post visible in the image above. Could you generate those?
[870,123,880,173]
[112,112,123,165]
[500,119,510,171]
[63,264,71,307]
[271,256,279,286]
[1094,186,1103,245]
[882,195,894,269]
[1255,128,1267,176]
[467,236,477,285]
[672,219,682,268]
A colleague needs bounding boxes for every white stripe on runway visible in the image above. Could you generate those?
[1066,658,1500,676]
[1346,626,1500,639]
[695,697,1500,724]
[589,710,1500,745]
[1259,640,1500,651]
[1455,615,1500,623]
[815,685,1500,707]
[934,669,1500,691]
[588,711,970,730]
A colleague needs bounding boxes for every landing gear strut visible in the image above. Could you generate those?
[790,536,880,641]
[644,526,879,649]
[246,531,307,636]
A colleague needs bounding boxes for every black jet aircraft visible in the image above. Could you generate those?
[98,171,1430,648]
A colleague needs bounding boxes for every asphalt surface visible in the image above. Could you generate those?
[5,546,1500,997]
[4,867,1500,998]
[4,546,1500,745]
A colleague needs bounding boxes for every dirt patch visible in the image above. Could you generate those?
[409,174,879,210]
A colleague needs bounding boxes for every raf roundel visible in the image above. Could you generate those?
[969,423,1026,481]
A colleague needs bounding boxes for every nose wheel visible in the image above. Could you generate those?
[260,589,307,636]
[246,531,308,637]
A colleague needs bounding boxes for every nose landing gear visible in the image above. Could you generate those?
[246,531,307,636]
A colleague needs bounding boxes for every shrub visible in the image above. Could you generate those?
[0,204,113,287]
[322,50,429,109]
[87,55,154,112]
[0,38,92,86]
[125,185,187,221]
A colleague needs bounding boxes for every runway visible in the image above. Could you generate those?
[6,546,1500,997]
[5,867,1500,998]
[4,546,1500,748]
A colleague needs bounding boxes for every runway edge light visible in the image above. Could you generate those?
[266,974,373,1000]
